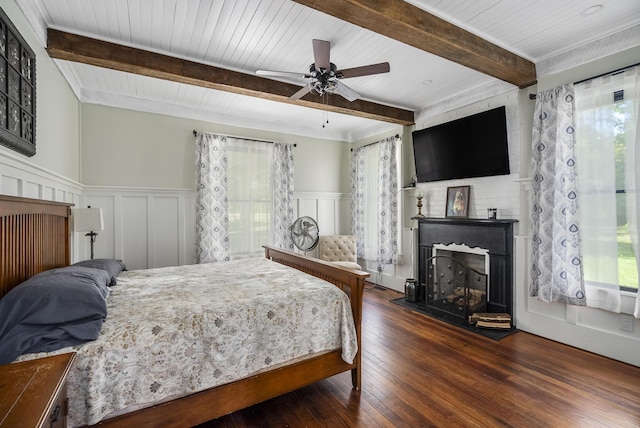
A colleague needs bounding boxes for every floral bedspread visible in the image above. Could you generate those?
[17,258,357,427]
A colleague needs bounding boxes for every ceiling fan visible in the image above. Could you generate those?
[256,39,390,102]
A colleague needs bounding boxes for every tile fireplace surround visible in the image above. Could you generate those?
[416,217,517,320]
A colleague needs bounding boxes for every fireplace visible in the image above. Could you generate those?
[417,218,516,321]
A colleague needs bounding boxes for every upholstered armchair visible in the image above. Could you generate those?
[317,235,362,270]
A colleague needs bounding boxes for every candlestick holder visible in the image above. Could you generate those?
[415,195,425,218]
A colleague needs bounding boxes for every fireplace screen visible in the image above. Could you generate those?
[426,253,488,320]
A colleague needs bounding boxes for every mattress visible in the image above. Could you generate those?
[17,258,357,427]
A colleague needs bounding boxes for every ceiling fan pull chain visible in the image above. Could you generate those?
[325,94,329,126]
[322,93,328,128]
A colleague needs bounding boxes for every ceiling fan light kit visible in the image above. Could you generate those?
[257,39,390,103]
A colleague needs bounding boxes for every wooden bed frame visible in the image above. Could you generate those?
[0,195,369,427]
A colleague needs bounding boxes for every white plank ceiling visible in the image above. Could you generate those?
[14,0,640,141]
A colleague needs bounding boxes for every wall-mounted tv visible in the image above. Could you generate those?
[412,106,510,183]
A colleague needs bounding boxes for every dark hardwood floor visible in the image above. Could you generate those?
[199,286,640,427]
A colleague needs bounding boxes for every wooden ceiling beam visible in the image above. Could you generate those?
[46,29,414,126]
[292,0,537,88]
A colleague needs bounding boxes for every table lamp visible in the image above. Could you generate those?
[74,206,104,259]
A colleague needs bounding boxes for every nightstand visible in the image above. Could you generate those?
[0,352,76,428]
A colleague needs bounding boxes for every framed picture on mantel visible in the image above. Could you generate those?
[446,186,470,218]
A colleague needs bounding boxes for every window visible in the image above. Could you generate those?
[575,66,639,292]
[227,140,273,259]
[195,134,293,264]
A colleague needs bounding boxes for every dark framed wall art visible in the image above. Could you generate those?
[445,185,470,218]
[0,7,36,157]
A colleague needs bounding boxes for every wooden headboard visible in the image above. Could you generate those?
[0,195,72,299]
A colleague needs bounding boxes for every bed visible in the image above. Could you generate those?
[0,194,369,427]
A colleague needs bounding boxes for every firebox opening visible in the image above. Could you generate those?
[427,244,490,321]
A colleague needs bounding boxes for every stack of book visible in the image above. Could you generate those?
[468,312,512,329]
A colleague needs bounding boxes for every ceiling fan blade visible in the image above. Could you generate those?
[289,84,311,101]
[332,81,360,102]
[336,62,390,79]
[256,70,311,79]
[312,39,330,73]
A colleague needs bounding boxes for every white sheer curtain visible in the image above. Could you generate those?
[530,85,586,305]
[350,136,399,264]
[195,132,230,263]
[226,137,273,258]
[575,66,640,316]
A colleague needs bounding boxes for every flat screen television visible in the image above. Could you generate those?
[412,106,510,183]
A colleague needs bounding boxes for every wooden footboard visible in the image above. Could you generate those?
[263,245,368,390]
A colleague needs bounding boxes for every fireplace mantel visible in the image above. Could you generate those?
[416,217,517,317]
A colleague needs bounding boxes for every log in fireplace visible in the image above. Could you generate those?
[416,217,517,322]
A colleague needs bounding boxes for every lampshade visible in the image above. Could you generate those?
[74,207,104,233]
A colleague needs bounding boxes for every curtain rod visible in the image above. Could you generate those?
[573,61,639,85]
[350,134,401,152]
[529,62,640,100]
[192,130,296,147]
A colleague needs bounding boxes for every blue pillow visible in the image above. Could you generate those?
[36,266,111,298]
[72,258,127,286]
[0,266,109,364]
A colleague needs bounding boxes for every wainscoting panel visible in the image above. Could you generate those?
[295,195,318,222]
[0,153,83,260]
[294,192,350,237]
[23,180,43,199]
[317,198,337,236]
[83,188,196,270]
[0,154,81,204]
[0,175,19,195]
[82,188,345,269]
[122,197,149,270]
[151,196,180,269]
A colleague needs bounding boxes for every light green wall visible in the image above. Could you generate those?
[0,0,80,180]
[80,104,348,192]
[80,105,193,188]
